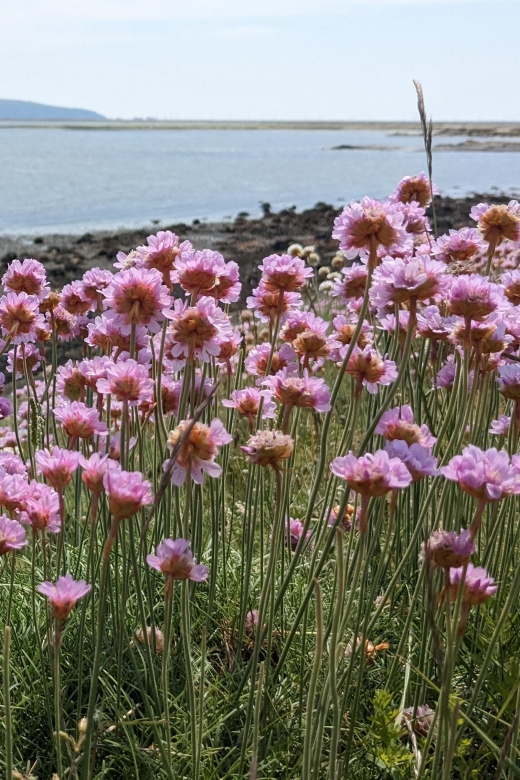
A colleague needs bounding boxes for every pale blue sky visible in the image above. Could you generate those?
[1,0,518,120]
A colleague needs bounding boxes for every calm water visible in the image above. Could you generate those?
[1,127,519,235]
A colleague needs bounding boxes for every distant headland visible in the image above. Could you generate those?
[0,99,105,120]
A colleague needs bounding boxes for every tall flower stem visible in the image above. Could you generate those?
[3,626,12,780]
[53,620,63,777]
[162,577,174,761]
[181,578,198,779]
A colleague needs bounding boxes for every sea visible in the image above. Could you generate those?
[1,126,519,235]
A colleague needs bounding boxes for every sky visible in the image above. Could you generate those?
[1,0,519,121]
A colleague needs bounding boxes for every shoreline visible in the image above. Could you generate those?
[0,194,515,307]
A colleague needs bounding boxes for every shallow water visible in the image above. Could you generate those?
[1,127,519,234]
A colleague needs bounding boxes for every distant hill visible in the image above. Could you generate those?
[0,99,105,120]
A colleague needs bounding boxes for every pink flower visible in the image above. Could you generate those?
[0,470,29,514]
[396,201,430,234]
[390,172,436,208]
[2,259,48,299]
[103,469,153,521]
[331,264,368,302]
[81,268,114,309]
[426,528,474,569]
[35,447,81,490]
[448,274,504,321]
[502,270,520,306]
[330,450,412,497]
[384,441,439,482]
[497,363,520,401]
[86,314,149,352]
[370,256,448,309]
[262,369,331,412]
[103,267,173,334]
[78,452,119,493]
[0,453,27,476]
[449,563,497,606]
[291,320,340,368]
[60,281,91,316]
[436,353,474,392]
[244,342,298,382]
[331,314,373,351]
[441,445,520,502]
[258,253,313,293]
[56,361,86,401]
[21,482,61,533]
[470,201,520,245]
[6,343,41,378]
[168,297,232,363]
[0,514,27,555]
[344,345,398,394]
[166,418,232,486]
[79,356,111,390]
[146,538,208,581]
[281,311,322,343]
[172,249,241,303]
[416,305,456,341]
[286,518,312,550]
[96,359,154,406]
[246,282,303,324]
[222,388,276,423]
[433,228,483,264]
[54,401,108,441]
[0,292,44,343]
[489,415,510,436]
[38,573,92,620]
[135,230,193,285]
[375,405,436,448]
[49,306,78,342]
[0,397,12,419]
[332,197,408,260]
[378,310,411,342]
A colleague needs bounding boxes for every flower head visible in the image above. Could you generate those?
[262,369,331,412]
[35,447,81,490]
[246,283,303,324]
[449,563,497,606]
[168,297,232,363]
[448,274,503,321]
[384,441,439,482]
[103,267,173,333]
[330,449,412,497]
[244,342,298,381]
[135,230,193,285]
[78,452,119,493]
[390,173,435,208]
[38,573,91,620]
[434,228,483,264]
[96,359,154,406]
[331,264,368,302]
[103,469,153,521]
[489,415,510,436]
[241,430,294,469]
[333,198,407,260]
[165,418,231,486]
[441,445,520,502]
[0,292,44,343]
[471,201,520,245]
[426,528,475,569]
[171,249,228,298]
[344,345,397,394]
[497,363,520,401]
[287,518,312,550]
[258,253,313,293]
[0,515,27,555]
[21,482,61,533]
[60,281,91,316]
[54,401,108,441]
[147,538,208,581]
[376,405,436,448]
[221,388,276,423]
[370,256,448,309]
[2,259,48,299]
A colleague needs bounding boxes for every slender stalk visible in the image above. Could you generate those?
[3,626,12,780]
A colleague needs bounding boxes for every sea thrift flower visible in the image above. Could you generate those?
[397,201,430,234]
[81,267,114,308]
[402,705,436,737]
[168,297,232,362]
[434,228,483,264]
[135,626,164,653]
[448,274,503,321]
[215,330,242,370]
[332,264,368,302]
[436,354,474,392]
[416,305,456,341]
[471,201,520,245]
[50,306,78,341]
[38,573,92,620]
[370,256,448,309]
[501,269,520,306]
[0,453,27,477]
[344,345,398,394]
[258,253,313,293]
[35,447,81,490]
[222,388,276,424]
[330,450,412,497]
[286,518,312,550]
[378,310,411,342]
[489,415,510,436]
[60,280,91,316]
[241,430,294,469]
[331,315,373,350]
[21,482,61,533]
[328,503,359,533]
[292,321,340,367]
[147,538,208,581]
[441,446,520,502]
[375,405,436,448]
[244,342,298,381]
[0,397,12,419]
[246,282,302,324]
[103,469,153,521]
[172,249,241,302]
[79,356,111,391]
[384,441,439,482]
[96,359,154,406]
[56,361,86,401]
[2,258,48,299]
[79,453,119,493]
[263,369,331,412]
[6,343,41,378]
[135,230,193,285]
[333,198,407,260]
[426,528,475,569]
[0,515,27,555]
[497,363,520,400]
[165,419,232,486]
[0,292,44,343]
[449,563,497,605]
[54,401,108,441]
[103,267,173,333]
[391,172,435,208]
[209,260,241,304]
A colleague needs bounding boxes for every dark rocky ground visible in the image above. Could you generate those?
[0,194,515,307]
